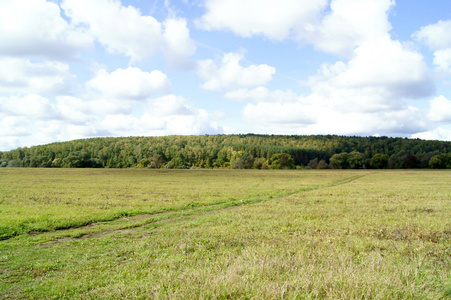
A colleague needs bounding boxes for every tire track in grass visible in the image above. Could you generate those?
[35,173,368,246]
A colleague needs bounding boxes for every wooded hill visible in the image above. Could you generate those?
[1,134,451,169]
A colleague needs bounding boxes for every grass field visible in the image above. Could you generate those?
[0,169,450,299]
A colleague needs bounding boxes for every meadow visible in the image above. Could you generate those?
[0,168,450,299]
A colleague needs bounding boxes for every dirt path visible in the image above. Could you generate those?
[37,174,367,246]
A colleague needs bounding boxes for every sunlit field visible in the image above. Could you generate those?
[1,169,450,299]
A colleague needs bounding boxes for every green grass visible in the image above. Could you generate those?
[0,168,355,239]
[0,169,450,299]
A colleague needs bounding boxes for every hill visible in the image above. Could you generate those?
[1,134,450,169]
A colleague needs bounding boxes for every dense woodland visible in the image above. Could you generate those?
[1,134,451,169]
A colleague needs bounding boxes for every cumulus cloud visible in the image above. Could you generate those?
[0,117,63,150]
[0,58,73,96]
[87,67,171,100]
[98,95,224,136]
[412,127,451,141]
[0,116,30,137]
[197,52,275,91]
[0,95,69,149]
[224,87,299,102]
[242,97,427,137]
[0,93,224,150]
[56,96,101,125]
[413,20,451,50]
[61,0,196,65]
[304,0,394,57]
[433,49,451,71]
[146,95,193,117]
[162,18,197,69]
[197,0,394,57]
[240,34,433,137]
[414,20,451,72]
[308,36,434,112]
[196,0,327,41]
[0,94,58,120]
[242,101,316,125]
[427,95,451,122]
[2,0,449,150]
[142,95,223,135]
[0,0,92,59]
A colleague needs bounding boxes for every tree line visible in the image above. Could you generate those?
[1,134,450,169]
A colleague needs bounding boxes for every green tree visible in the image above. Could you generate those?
[138,158,151,168]
[348,151,364,169]
[308,158,319,169]
[404,154,418,169]
[370,153,389,169]
[317,160,328,169]
[329,153,348,169]
[165,157,190,169]
[388,151,407,169]
[270,153,294,169]
[62,151,103,168]
[6,160,21,167]
[149,154,164,168]
[253,157,266,169]
[231,155,254,169]
[429,153,448,169]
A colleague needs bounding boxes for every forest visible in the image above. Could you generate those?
[1,134,451,169]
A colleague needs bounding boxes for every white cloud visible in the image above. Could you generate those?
[87,67,171,100]
[162,18,197,69]
[414,20,451,72]
[0,95,72,150]
[62,0,162,62]
[0,92,224,151]
[0,116,64,150]
[146,95,193,117]
[0,116,30,137]
[61,0,196,65]
[433,49,451,71]
[0,94,58,120]
[308,36,433,112]
[412,127,451,141]
[0,58,73,96]
[413,20,451,50]
[196,0,327,40]
[224,87,299,103]
[197,52,275,91]
[240,34,433,137]
[242,101,316,125]
[428,95,451,122]
[197,0,394,57]
[101,114,139,133]
[242,97,427,137]
[304,0,394,57]
[0,0,92,59]
[98,95,224,136]
[310,107,425,136]
[56,93,224,138]
[56,96,100,125]
[142,95,223,135]
[344,38,430,93]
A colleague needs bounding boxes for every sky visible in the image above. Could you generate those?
[1,0,451,151]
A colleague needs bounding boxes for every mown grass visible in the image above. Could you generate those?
[0,169,450,299]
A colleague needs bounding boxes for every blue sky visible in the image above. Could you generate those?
[1,0,451,151]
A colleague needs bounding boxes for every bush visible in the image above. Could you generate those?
[270,153,295,169]
[370,154,389,169]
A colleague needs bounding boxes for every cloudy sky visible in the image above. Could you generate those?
[1,0,451,151]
